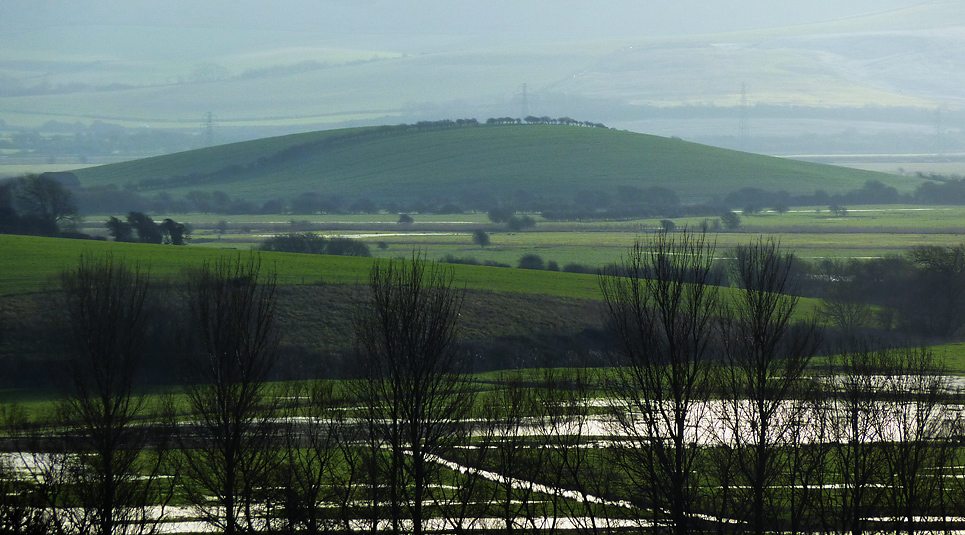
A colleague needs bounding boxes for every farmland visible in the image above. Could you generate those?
[8,2,965,532]
[6,132,965,535]
[3,236,965,535]
[66,205,965,268]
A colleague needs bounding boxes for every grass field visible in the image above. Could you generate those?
[0,233,831,326]
[0,234,604,301]
[71,205,965,271]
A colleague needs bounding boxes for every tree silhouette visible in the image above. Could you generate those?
[472,229,490,248]
[52,253,169,535]
[352,254,474,535]
[179,254,281,535]
[601,230,721,535]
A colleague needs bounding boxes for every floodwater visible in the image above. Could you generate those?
[4,380,964,533]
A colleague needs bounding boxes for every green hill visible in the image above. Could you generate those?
[73,124,915,205]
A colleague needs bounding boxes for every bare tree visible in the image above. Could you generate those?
[275,380,343,534]
[600,230,722,535]
[4,401,61,535]
[482,372,547,535]
[539,367,621,535]
[820,262,872,340]
[782,384,830,535]
[435,388,499,535]
[352,254,475,535]
[44,253,171,535]
[718,238,821,534]
[879,347,956,535]
[823,347,890,535]
[179,254,281,535]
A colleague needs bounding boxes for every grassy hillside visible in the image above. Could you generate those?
[73,124,914,204]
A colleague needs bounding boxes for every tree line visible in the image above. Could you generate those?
[11,172,964,235]
[258,233,371,257]
[74,177,964,224]
[105,212,189,245]
[3,236,965,534]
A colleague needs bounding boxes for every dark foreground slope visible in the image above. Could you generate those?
[0,283,606,388]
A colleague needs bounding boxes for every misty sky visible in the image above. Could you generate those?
[3,1,929,40]
[2,0,956,141]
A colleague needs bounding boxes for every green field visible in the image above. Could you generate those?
[0,234,602,300]
[71,124,915,204]
[0,233,830,325]
[71,205,965,269]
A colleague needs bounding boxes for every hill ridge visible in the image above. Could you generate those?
[74,122,915,206]
[130,119,608,192]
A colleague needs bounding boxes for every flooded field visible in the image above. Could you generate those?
[4,382,965,534]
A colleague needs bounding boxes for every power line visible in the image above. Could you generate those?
[935,104,946,158]
[516,83,529,118]
[201,112,216,147]
[739,82,749,150]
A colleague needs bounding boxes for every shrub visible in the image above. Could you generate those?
[259,233,370,257]
[326,237,372,257]
[440,255,480,265]
[260,233,328,254]
[507,215,536,231]
[563,263,594,274]
[518,253,545,270]
[719,211,741,230]
[472,229,490,248]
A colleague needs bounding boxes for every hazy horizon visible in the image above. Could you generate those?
[1,0,962,158]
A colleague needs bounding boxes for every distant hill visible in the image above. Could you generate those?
[73,123,914,205]
[2,3,963,134]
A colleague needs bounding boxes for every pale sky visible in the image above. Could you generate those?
[2,0,928,38]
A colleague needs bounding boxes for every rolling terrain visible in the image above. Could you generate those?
[1,1,963,143]
[0,232,829,386]
[72,124,917,204]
